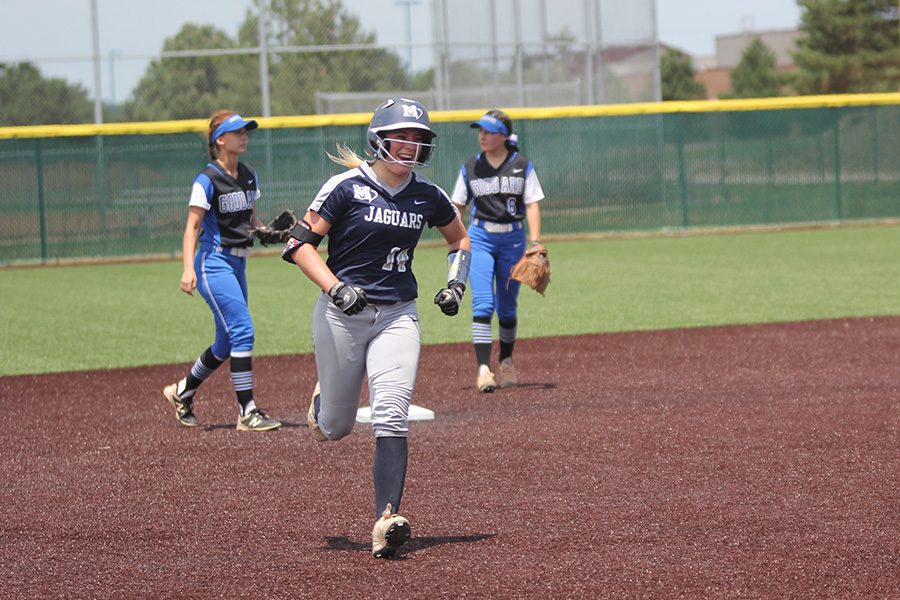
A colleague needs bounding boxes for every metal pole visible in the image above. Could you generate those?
[650,0,662,101]
[718,113,728,200]
[405,1,413,73]
[514,0,525,106]
[108,49,116,113]
[583,0,595,104]
[431,0,445,109]
[257,2,274,196]
[677,115,689,227]
[395,0,419,75]
[833,110,843,221]
[258,1,271,117]
[96,135,108,235]
[35,139,47,263]
[540,0,549,87]
[871,105,880,182]
[489,0,499,73]
[594,0,604,103]
[108,48,123,115]
[90,0,107,237]
[440,0,451,109]
[90,0,103,123]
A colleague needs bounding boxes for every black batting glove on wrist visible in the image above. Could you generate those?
[434,282,465,316]
[329,281,368,315]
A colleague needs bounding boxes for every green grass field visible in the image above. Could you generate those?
[2,224,898,376]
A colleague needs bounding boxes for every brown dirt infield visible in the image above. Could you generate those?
[2,317,898,599]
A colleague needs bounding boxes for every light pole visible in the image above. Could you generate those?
[109,49,121,114]
[90,0,102,123]
[394,0,421,76]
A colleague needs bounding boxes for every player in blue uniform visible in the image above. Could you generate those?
[450,110,545,393]
[162,110,282,432]
[283,98,471,558]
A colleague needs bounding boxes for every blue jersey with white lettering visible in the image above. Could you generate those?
[189,162,260,248]
[309,162,457,303]
[450,152,544,223]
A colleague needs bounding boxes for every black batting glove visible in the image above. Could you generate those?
[329,281,368,315]
[434,282,465,316]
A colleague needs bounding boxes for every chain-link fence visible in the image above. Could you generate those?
[321,0,660,112]
[3,96,900,265]
[3,0,659,126]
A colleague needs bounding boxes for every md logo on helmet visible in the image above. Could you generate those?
[401,103,423,120]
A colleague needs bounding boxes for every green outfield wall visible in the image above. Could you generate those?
[2,94,900,265]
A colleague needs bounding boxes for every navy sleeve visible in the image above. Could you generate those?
[428,187,458,229]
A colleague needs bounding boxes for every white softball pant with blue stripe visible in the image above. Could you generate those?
[311,294,420,439]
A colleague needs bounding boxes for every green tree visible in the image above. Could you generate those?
[407,67,435,92]
[661,49,706,100]
[728,37,784,98]
[124,1,409,119]
[0,63,93,126]
[238,0,408,115]
[123,24,251,121]
[792,0,900,94]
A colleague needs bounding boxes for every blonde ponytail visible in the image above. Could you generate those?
[326,144,365,168]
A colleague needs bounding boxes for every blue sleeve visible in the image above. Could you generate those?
[194,172,214,200]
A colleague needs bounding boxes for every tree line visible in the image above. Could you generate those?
[3,0,900,125]
[1,0,412,126]
[663,0,900,100]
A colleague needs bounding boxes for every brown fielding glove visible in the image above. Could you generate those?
[254,210,297,246]
[510,242,550,295]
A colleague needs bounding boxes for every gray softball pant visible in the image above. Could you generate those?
[311,294,421,439]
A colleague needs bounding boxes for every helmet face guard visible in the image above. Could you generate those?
[370,134,436,168]
[367,98,437,167]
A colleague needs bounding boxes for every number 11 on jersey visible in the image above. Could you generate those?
[383,247,410,272]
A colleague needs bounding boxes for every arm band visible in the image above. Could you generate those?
[290,220,324,247]
[281,220,325,264]
[447,249,471,287]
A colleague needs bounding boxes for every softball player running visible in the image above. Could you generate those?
[162,110,281,432]
[450,110,545,393]
[283,98,470,558]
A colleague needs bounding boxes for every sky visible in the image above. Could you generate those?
[1,0,801,104]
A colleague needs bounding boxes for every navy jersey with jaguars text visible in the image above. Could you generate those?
[189,161,260,248]
[308,162,457,303]
[450,151,544,223]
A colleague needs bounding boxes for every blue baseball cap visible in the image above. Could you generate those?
[210,113,259,143]
[470,114,510,136]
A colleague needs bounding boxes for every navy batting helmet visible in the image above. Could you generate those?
[367,98,436,167]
